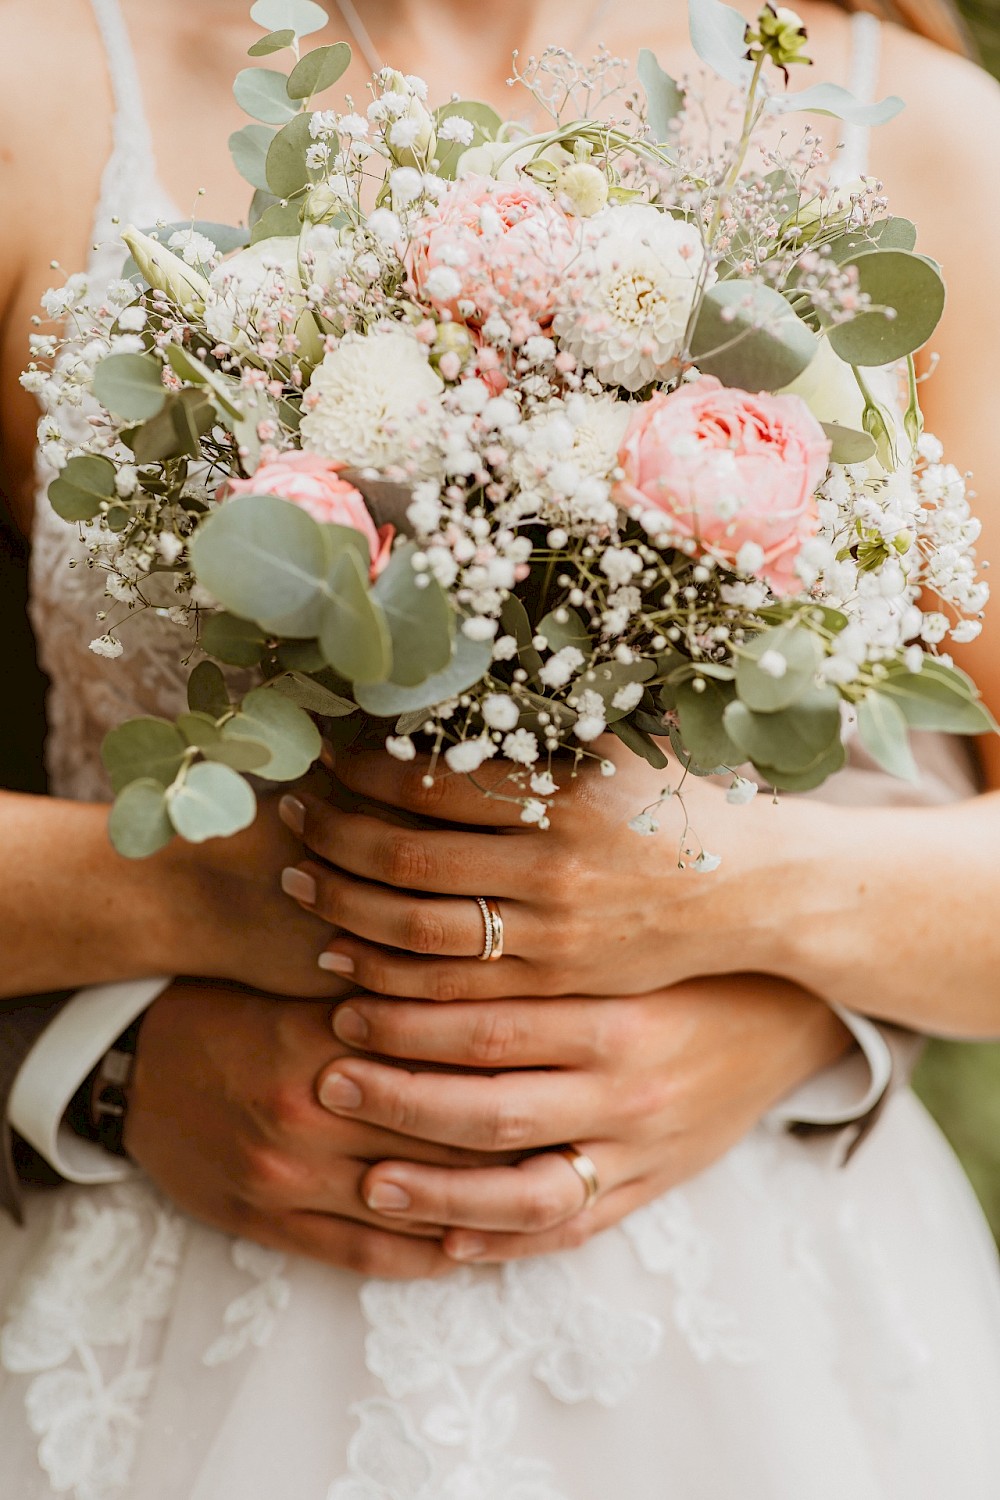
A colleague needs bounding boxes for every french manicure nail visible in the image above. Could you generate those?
[366,1182,411,1213]
[281,867,316,905]
[447,1234,486,1261]
[279,794,306,836]
[319,1074,363,1112]
[333,1006,370,1046]
[319,951,355,976]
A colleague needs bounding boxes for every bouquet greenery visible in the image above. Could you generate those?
[26,0,994,858]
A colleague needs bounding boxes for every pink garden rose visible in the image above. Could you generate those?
[407,174,576,330]
[616,377,831,596]
[221,452,393,578]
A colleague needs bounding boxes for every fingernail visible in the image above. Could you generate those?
[319,951,355,976]
[333,1006,369,1046]
[318,1074,363,1112]
[366,1181,411,1213]
[281,867,316,905]
[447,1234,486,1262]
[279,794,306,836]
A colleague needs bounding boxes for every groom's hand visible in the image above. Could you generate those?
[124,980,496,1279]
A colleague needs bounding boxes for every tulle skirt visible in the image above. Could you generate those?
[1,1090,998,1500]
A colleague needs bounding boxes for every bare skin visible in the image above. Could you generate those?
[1,0,996,1272]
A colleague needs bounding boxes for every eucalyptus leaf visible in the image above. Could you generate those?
[222,686,322,780]
[821,422,877,465]
[687,0,752,89]
[230,123,277,191]
[536,608,590,655]
[266,111,317,198]
[201,737,274,773]
[373,542,453,687]
[165,345,242,418]
[754,735,847,791]
[825,217,917,265]
[250,0,329,39]
[611,719,669,771]
[92,352,167,420]
[187,660,230,718]
[637,48,685,141]
[691,282,817,392]
[500,595,543,679]
[828,250,946,367]
[48,454,117,522]
[276,639,328,673]
[102,717,188,794]
[190,493,329,633]
[233,67,301,126]
[127,388,215,464]
[878,659,997,735]
[108,779,175,859]
[200,612,268,667]
[319,549,393,683]
[248,28,295,56]
[177,712,223,750]
[433,100,503,177]
[270,671,357,716]
[724,687,842,774]
[354,632,492,717]
[575,661,656,724]
[250,199,304,244]
[735,627,822,713]
[286,42,351,100]
[167,761,258,842]
[857,691,919,781]
[675,678,741,768]
[768,81,904,126]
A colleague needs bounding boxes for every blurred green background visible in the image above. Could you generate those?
[911,0,1000,1241]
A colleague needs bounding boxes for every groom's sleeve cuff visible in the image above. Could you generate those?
[8,978,171,1184]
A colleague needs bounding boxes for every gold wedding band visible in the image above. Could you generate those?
[474,896,504,962]
[558,1145,600,1210]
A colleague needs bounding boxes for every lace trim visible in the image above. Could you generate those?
[327,1260,662,1498]
[203,1240,292,1367]
[0,1183,185,1500]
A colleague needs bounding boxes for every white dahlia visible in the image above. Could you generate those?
[553,206,707,392]
[300,328,445,472]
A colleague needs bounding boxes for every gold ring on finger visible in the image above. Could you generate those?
[474,896,504,962]
[557,1144,600,1210]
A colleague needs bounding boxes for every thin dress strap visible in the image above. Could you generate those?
[835,9,882,182]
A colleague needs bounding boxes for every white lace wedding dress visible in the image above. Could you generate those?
[3,3,1000,1496]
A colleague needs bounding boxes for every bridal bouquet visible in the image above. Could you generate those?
[27,0,994,857]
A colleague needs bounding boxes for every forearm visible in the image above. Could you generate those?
[0,791,185,995]
[755,790,1000,1039]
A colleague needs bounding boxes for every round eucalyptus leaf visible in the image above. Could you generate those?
[266,112,317,199]
[354,633,492,717]
[177,712,223,751]
[675,677,741,769]
[286,42,351,101]
[276,639,328,673]
[92,353,167,420]
[637,48,684,142]
[432,99,502,176]
[735,627,821,713]
[536,608,590,655]
[233,67,301,126]
[202,737,274,773]
[372,542,454,688]
[828,250,945,366]
[825,217,917,265]
[190,493,328,633]
[691,282,817,392]
[248,28,295,56]
[856,691,918,782]
[102,717,188,794]
[230,123,277,191]
[199,611,268,667]
[48,454,117,522]
[109,779,176,860]
[168,761,258,843]
[723,687,841,775]
[250,199,304,246]
[574,660,656,724]
[754,735,847,792]
[820,422,877,465]
[222,686,322,780]
[319,549,393,684]
[270,671,357,716]
[187,660,230,718]
[250,0,329,39]
[879,658,997,735]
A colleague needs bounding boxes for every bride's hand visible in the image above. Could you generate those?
[280,744,804,1000]
[312,976,851,1262]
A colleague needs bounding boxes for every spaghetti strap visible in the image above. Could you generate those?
[835,9,882,182]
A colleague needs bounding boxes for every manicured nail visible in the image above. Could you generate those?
[281,867,316,905]
[333,1006,370,1046]
[279,794,306,836]
[366,1181,411,1213]
[319,951,355,976]
[447,1234,486,1261]
[319,1073,363,1112]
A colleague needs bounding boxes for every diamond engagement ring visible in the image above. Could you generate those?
[474,896,504,962]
